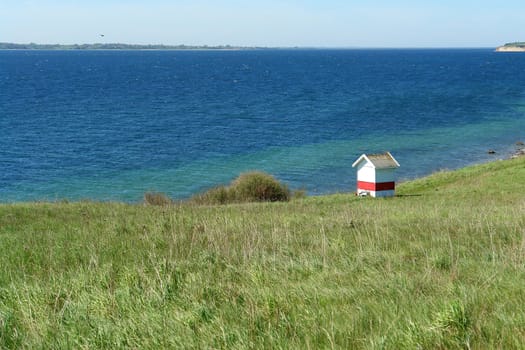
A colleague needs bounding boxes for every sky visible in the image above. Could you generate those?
[1,0,524,47]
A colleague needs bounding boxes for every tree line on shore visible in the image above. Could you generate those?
[0,42,265,50]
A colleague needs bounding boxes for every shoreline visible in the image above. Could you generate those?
[511,142,525,158]
[495,46,525,52]
[1,143,524,205]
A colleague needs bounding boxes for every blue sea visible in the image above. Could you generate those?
[1,49,524,202]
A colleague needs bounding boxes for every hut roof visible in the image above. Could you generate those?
[352,152,400,169]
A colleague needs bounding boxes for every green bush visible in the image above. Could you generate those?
[231,171,290,202]
[192,171,290,205]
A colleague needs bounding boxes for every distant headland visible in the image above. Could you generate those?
[0,42,266,50]
[495,42,525,52]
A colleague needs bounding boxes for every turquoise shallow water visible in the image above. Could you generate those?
[1,49,524,202]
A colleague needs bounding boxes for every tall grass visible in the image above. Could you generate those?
[143,192,173,206]
[0,157,525,348]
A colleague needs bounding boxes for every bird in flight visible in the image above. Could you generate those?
[100,34,105,37]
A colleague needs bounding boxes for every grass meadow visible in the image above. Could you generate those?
[1,157,525,348]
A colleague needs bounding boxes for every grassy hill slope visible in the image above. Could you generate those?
[1,157,525,348]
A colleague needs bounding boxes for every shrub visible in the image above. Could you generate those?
[143,192,173,206]
[191,171,291,205]
[231,171,290,202]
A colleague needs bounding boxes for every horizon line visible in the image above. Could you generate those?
[0,41,499,50]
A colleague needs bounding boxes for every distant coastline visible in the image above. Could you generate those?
[0,42,267,50]
[495,42,525,52]
[0,42,508,51]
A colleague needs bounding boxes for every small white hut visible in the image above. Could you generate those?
[352,152,400,197]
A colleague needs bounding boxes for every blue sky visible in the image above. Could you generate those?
[1,0,524,47]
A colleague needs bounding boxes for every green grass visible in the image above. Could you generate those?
[1,157,525,348]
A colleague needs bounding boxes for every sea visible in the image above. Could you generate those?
[1,49,524,202]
